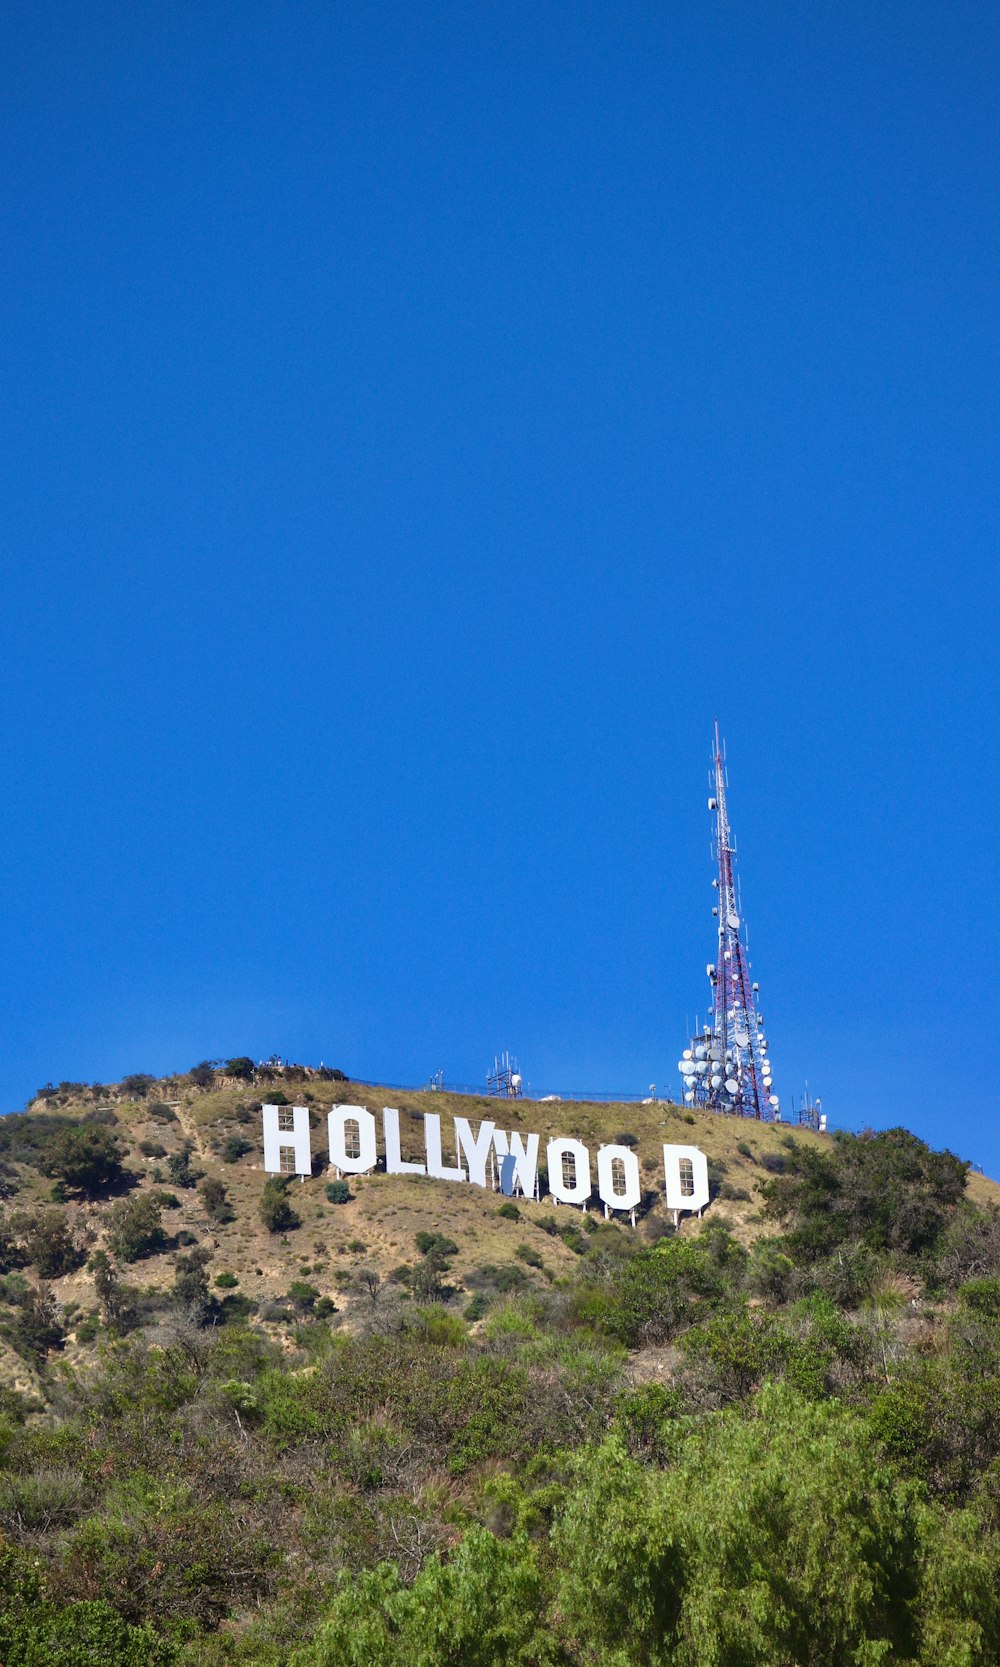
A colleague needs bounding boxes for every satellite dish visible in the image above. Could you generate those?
[710,1075,722,1088]
[735,1028,749,1048]
[769,1094,780,1107]
[685,1091,695,1103]
[683,1049,693,1060]
[725,1078,739,1093]
[727,911,740,929]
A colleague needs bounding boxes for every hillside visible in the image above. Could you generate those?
[3,1064,1000,1665]
[10,1065,995,1356]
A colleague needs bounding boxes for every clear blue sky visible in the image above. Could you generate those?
[2,4,998,1167]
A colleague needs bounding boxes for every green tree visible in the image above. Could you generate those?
[41,1124,127,1196]
[0,1213,28,1274]
[89,1249,123,1324]
[761,1128,969,1261]
[225,1056,256,1080]
[554,1383,925,1667]
[167,1145,203,1189]
[2,1281,64,1362]
[291,1529,555,1667]
[174,1247,214,1322]
[16,1207,81,1278]
[0,1542,176,1667]
[221,1133,253,1163]
[260,1177,301,1233]
[120,1074,156,1099]
[199,1176,234,1223]
[577,1236,725,1346]
[106,1194,165,1262]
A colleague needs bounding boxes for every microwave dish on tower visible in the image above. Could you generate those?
[677,724,778,1120]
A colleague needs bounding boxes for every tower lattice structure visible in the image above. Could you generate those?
[678,725,779,1119]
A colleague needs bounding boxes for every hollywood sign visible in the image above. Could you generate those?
[262,1104,711,1222]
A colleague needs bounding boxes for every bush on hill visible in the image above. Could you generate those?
[40,1124,127,1196]
[260,1177,301,1233]
[14,1208,83,1278]
[120,1074,156,1099]
[106,1194,165,1262]
[225,1056,256,1080]
[760,1127,969,1259]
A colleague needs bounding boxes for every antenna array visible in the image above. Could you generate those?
[487,1051,523,1099]
[677,725,778,1120]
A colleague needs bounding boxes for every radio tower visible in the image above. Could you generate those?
[677,724,779,1119]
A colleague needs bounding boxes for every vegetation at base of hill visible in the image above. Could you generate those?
[3,1088,1000,1661]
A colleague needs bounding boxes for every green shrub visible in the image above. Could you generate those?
[326,1179,351,1205]
[174,1247,214,1321]
[0,1590,176,1667]
[470,1262,529,1295]
[16,1208,82,1277]
[288,1281,320,1310]
[580,1238,726,1347]
[41,1125,127,1196]
[215,1271,239,1289]
[413,1307,466,1347]
[120,1074,156,1099]
[761,1127,969,1261]
[415,1231,458,1259]
[166,1146,203,1190]
[0,1282,64,1361]
[225,1057,256,1081]
[199,1176,234,1223]
[496,1201,521,1221]
[260,1178,301,1234]
[221,1133,253,1163]
[105,1194,165,1262]
[558,1223,586,1254]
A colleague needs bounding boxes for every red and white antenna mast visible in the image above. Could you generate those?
[677,724,778,1119]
